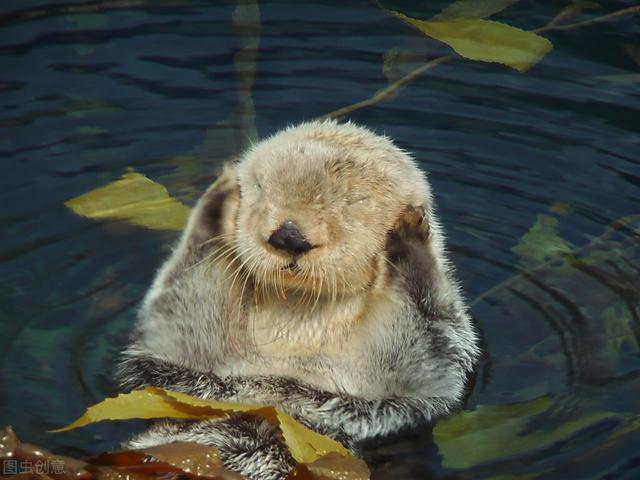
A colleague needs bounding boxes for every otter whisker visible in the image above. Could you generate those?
[197,232,236,248]
[278,262,288,301]
[302,263,316,308]
[186,242,236,272]
[311,263,324,313]
[329,263,338,308]
[250,260,279,348]
[253,255,270,306]
[237,250,262,353]
[235,251,263,351]
[326,263,335,308]
[231,246,258,295]
[217,244,248,277]
[227,245,255,294]
[229,244,264,355]
[339,267,349,303]
[201,239,242,269]
[299,266,314,308]
[204,247,241,276]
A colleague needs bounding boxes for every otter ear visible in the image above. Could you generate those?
[188,164,240,245]
[392,204,430,242]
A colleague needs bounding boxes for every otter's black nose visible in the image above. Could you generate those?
[268,221,312,255]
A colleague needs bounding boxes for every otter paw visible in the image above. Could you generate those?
[126,416,294,480]
[392,205,430,241]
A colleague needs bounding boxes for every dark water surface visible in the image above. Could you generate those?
[1,1,639,478]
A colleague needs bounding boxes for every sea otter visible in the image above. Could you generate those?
[116,120,480,479]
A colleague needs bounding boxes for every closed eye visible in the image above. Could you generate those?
[253,177,263,192]
[347,195,370,205]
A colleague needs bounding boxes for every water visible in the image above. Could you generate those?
[1,0,639,477]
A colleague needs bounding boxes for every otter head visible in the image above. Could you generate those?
[206,120,434,300]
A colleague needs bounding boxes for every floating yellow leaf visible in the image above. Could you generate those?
[485,474,540,480]
[434,397,613,468]
[435,0,518,20]
[511,214,573,265]
[159,389,351,463]
[50,388,216,432]
[290,452,371,479]
[65,170,191,230]
[601,304,639,356]
[390,11,552,72]
[276,409,346,463]
[54,387,353,468]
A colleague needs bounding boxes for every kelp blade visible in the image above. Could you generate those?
[53,387,351,465]
[391,12,553,72]
[65,171,190,231]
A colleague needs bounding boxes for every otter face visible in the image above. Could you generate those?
[227,122,429,298]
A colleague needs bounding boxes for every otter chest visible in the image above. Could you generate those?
[243,296,366,357]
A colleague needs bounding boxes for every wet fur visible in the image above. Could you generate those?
[116,120,480,479]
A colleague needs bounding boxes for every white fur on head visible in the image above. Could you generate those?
[232,119,435,298]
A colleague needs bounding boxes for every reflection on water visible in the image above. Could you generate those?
[1,0,639,477]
